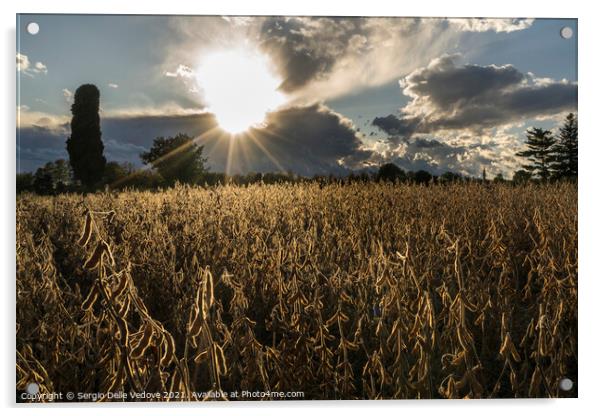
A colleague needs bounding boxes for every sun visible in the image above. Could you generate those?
[196,46,285,134]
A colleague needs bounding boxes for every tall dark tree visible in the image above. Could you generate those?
[552,113,578,179]
[140,133,208,185]
[515,127,556,181]
[66,84,106,188]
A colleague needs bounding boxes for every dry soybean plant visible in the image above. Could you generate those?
[16,181,577,401]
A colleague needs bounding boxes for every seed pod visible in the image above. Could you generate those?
[81,284,99,311]
[500,333,521,362]
[214,343,227,375]
[103,241,116,266]
[117,297,130,317]
[160,332,176,367]
[78,212,93,247]
[169,368,182,395]
[106,361,125,392]
[111,273,129,299]
[188,307,203,337]
[194,348,209,363]
[529,367,542,397]
[201,270,214,320]
[116,316,129,343]
[131,323,154,359]
[83,242,107,270]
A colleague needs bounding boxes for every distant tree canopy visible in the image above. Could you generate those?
[103,161,134,186]
[440,171,463,183]
[66,84,106,188]
[140,133,208,185]
[512,170,532,184]
[516,127,556,181]
[17,159,73,195]
[412,170,433,185]
[376,163,406,182]
[552,113,578,179]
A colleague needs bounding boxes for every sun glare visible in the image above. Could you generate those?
[196,47,285,134]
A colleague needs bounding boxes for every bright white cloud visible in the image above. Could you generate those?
[164,64,195,78]
[447,18,535,33]
[17,53,48,76]
[62,88,73,104]
[16,53,30,72]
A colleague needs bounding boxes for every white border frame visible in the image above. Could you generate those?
[3,1,599,415]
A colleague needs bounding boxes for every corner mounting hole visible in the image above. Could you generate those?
[27,22,40,35]
[560,26,573,39]
[559,377,574,391]
[25,382,39,395]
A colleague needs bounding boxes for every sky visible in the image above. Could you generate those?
[16,15,577,177]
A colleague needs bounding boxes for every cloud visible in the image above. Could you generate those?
[158,16,538,112]
[362,129,525,178]
[447,18,534,33]
[17,53,48,77]
[164,64,195,78]
[16,53,30,72]
[62,88,74,104]
[108,83,119,89]
[257,17,462,102]
[17,124,69,172]
[162,16,482,105]
[33,61,48,74]
[241,104,373,175]
[372,55,577,137]
[17,104,374,175]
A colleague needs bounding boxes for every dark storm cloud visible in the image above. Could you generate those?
[17,105,373,175]
[17,124,69,172]
[372,55,578,138]
[245,104,373,175]
[372,115,419,140]
[259,17,363,93]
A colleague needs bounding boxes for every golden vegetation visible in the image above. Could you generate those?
[16,182,577,400]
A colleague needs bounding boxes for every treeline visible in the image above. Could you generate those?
[12,159,524,195]
[16,83,577,195]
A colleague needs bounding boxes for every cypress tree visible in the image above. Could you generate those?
[66,84,106,188]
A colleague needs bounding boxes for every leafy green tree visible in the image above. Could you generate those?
[33,169,53,195]
[66,84,106,188]
[376,163,406,182]
[140,133,208,185]
[31,160,72,194]
[516,127,556,181]
[552,113,578,179]
[102,161,134,188]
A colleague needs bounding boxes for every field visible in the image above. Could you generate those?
[16,182,577,400]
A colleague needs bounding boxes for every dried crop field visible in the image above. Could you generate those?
[16,182,577,400]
